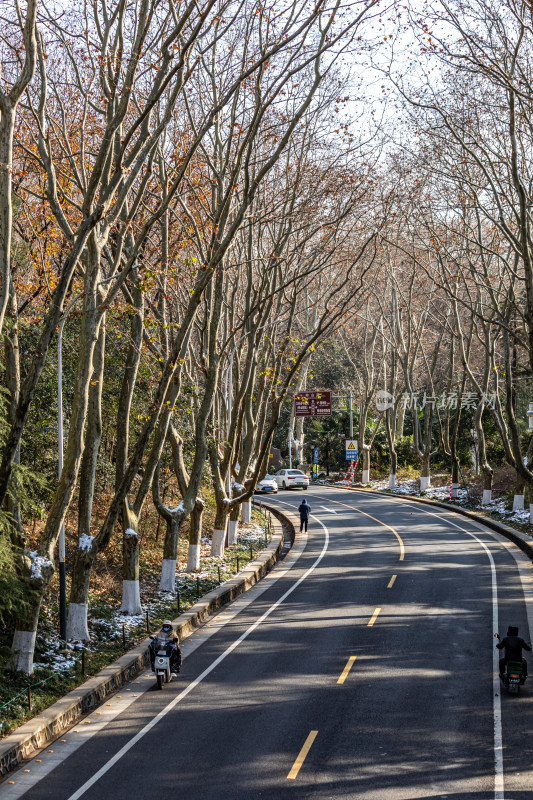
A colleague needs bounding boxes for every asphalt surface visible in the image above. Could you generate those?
[4,487,533,800]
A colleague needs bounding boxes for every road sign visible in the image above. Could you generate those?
[345,439,358,460]
[294,391,332,417]
[313,447,319,463]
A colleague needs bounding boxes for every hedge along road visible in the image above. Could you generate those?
[3,488,533,799]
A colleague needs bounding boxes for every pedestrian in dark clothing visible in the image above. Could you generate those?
[497,625,531,679]
[298,499,311,532]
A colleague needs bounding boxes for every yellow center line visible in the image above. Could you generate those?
[337,656,357,684]
[387,574,397,588]
[287,730,318,779]
[312,494,405,561]
[368,607,381,626]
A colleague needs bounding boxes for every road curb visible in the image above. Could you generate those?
[0,513,288,778]
[340,486,533,561]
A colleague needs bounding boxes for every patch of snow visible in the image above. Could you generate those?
[29,551,53,579]
[125,528,138,537]
[238,522,268,541]
[232,482,245,492]
[78,534,94,551]
[168,501,184,514]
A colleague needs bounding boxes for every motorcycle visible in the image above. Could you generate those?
[150,636,177,689]
[502,660,525,695]
[495,633,527,695]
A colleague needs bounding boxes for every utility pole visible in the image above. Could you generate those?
[57,317,67,645]
[288,427,293,469]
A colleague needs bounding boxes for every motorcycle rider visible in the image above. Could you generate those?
[150,620,182,676]
[497,625,531,681]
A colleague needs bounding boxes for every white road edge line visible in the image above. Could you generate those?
[402,503,504,800]
[67,513,330,800]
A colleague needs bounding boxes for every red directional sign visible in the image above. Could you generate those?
[294,390,332,417]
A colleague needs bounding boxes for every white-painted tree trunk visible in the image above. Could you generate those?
[66,602,90,641]
[241,501,251,524]
[120,580,142,614]
[451,483,459,499]
[11,630,37,673]
[228,520,238,544]
[482,489,492,505]
[513,494,524,511]
[159,559,176,592]
[388,474,396,489]
[186,543,201,572]
[362,470,370,484]
[211,528,226,557]
[420,476,431,492]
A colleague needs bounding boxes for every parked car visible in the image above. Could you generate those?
[255,476,278,494]
[272,469,309,490]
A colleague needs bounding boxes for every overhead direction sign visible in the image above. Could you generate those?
[294,391,332,417]
[345,439,358,460]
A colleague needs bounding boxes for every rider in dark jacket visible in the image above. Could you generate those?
[497,625,531,679]
[150,621,182,675]
[298,499,311,532]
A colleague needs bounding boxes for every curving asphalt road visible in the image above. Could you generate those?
[3,487,533,800]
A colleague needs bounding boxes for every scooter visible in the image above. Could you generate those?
[150,636,173,689]
[502,660,525,695]
[495,633,527,695]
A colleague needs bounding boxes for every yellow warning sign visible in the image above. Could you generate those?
[345,440,358,458]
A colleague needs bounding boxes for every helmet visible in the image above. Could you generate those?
[161,620,174,634]
[508,625,519,636]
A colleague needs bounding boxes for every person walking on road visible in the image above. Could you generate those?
[298,498,311,532]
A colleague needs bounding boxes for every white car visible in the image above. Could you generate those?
[273,469,309,490]
[254,476,278,494]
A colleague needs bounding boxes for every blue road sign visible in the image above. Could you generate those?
[345,439,358,460]
[313,447,319,463]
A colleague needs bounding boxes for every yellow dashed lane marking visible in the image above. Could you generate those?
[287,730,318,779]
[337,656,357,684]
[387,574,397,588]
[368,608,381,627]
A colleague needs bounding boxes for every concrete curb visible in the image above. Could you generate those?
[0,512,288,778]
[340,485,533,561]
